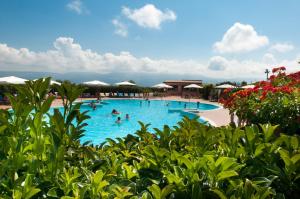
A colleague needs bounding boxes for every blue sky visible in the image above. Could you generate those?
[0,0,299,80]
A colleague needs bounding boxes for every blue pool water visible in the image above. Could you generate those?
[60,99,218,144]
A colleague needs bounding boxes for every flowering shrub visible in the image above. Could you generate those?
[0,78,299,198]
[220,67,300,134]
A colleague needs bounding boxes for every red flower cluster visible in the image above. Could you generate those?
[220,66,299,109]
[272,66,286,73]
[288,71,300,80]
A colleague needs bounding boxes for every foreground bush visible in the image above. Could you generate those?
[0,78,299,198]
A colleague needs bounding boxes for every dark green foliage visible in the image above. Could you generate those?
[202,84,214,100]
[0,78,299,198]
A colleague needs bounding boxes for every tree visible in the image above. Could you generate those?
[241,81,247,86]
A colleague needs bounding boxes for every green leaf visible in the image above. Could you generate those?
[41,96,55,113]
[210,188,227,199]
[291,154,300,164]
[217,170,238,181]
[254,144,266,157]
[47,187,57,197]
[24,188,41,199]
[148,184,161,199]
[0,124,7,133]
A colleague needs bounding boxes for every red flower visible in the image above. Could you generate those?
[280,66,286,71]
[272,66,286,73]
[269,75,276,80]
[272,67,279,73]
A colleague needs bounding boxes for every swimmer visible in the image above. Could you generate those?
[115,117,121,124]
[90,101,96,110]
[125,114,130,120]
[184,103,187,109]
[112,109,120,115]
[197,101,200,108]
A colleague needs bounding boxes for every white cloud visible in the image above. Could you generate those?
[269,43,294,53]
[112,19,128,37]
[208,56,228,71]
[67,0,88,14]
[262,53,277,64]
[213,22,269,53]
[122,4,176,29]
[0,37,299,80]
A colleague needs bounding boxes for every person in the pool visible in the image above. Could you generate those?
[115,117,121,124]
[112,109,120,115]
[92,103,96,110]
[184,103,187,109]
[125,114,130,120]
[197,101,200,108]
[90,101,96,110]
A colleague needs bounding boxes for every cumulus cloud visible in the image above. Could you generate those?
[0,37,299,80]
[66,0,88,14]
[213,22,269,53]
[269,43,294,53]
[262,53,277,64]
[112,19,128,37]
[208,56,229,71]
[122,4,176,29]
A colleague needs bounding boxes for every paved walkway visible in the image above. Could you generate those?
[1,97,232,127]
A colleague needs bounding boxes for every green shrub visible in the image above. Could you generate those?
[0,78,299,198]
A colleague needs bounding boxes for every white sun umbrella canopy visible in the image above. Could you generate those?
[241,84,255,89]
[34,78,61,85]
[83,80,109,86]
[0,76,28,84]
[184,84,203,89]
[115,81,136,86]
[215,84,236,89]
[50,80,61,85]
[152,83,173,89]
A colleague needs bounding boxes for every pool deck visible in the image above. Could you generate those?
[0,96,232,127]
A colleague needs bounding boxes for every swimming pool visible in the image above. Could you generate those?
[66,99,219,144]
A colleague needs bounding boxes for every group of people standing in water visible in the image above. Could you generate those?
[112,109,129,124]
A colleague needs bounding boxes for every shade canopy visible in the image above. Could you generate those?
[215,84,236,89]
[115,81,136,86]
[34,78,61,85]
[184,84,203,89]
[0,76,28,84]
[82,80,109,86]
[241,84,255,89]
[50,80,61,85]
[152,83,173,89]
